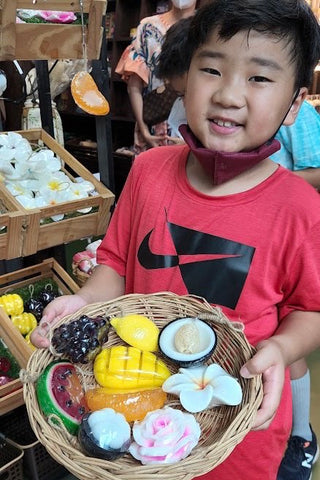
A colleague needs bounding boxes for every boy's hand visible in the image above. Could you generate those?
[240,339,286,430]
[166,135,185,145]
[141,129,166,148]
[30,294,88,349]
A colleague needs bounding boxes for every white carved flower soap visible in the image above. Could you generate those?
[162,363,242,413]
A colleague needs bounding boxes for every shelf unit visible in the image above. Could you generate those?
[58,0,211,191]
[108,0,157,124]
[107,0,209,148]
[0,2,114,415]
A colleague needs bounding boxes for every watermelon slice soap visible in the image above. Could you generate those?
[36,360,88,435]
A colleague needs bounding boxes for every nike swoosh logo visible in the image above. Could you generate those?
[137,220,255,309]
[138,230,179,269]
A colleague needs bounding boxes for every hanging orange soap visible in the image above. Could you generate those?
[71,71,110,116]
[85,387,167,422]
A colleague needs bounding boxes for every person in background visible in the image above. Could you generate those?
[156,16,193,144]
[115,0,197,154]
[271,99,320,188]
[158,17,320,480]
[31,1,320,478]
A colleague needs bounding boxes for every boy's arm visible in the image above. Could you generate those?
[241,310,320,430]
[75,264,125,304]
[293,168,320,189]
[30,265,125,348]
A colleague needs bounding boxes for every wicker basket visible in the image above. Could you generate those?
[71,261,91,287]
[23,293,263,480]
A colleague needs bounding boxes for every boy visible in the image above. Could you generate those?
[31,1,320,479]
[158,14,320,479]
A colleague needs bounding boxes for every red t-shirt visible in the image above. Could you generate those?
[97,145,320,479]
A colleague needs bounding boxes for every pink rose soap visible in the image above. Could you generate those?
[129,406,201,464]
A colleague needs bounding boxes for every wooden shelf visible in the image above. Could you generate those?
[0,0,107,60]
[0,258,80,415]
[107,0,209,147]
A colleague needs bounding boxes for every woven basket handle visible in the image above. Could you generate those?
[185,294,244,333]
[198,311,244,333]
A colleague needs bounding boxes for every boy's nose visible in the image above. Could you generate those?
[212,80,245,108]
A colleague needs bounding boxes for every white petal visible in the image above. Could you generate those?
[179,366,206,383]
[208,376,242,407]
[50,214,65,222]
[13,142,32,161]
[33,196,48,208]
[15,195,38,209]
[0,133,10,146]
[5,181,32,197]
[0,162,16,177]
[0,147,16,161]
[7,131,23,146]
[162,373,199,395]
[74,179,95,193]
[203,363,230,382]
[47,156,62,172]
[180,384,214,412]
[77,207,92,214]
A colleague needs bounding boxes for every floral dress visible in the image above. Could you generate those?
[115,12,177,154]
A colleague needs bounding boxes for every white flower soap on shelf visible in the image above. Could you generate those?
[0,131,95,222]
[162,364,243,413]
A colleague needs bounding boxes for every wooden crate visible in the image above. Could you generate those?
[0,257,80,415]
[0,0,107,60]
[1,128,115,257]
[0,187,26,260]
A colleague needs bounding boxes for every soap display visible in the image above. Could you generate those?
[93,345,171,389]
[129,406,201,464]
[32,307,249,469]
[162,364,243,413]
[158,317,217,367]
[110,314,160,352]
[85,386,167,422]
[51,314,110,363]
[36,360,89,435]
[78,408,131,460]
[0,338,21,385]
[24,285,58,321]
[0,293,24,316]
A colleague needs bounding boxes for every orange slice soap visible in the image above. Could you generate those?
[85,387,167,422]
[71,71,110,116]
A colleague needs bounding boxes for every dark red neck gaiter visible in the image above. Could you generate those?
[179,124,281,185]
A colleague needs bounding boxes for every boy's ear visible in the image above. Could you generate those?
[283,87,308,126]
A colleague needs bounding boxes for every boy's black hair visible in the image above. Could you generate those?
[156,17,192,80]
[189,0,320,89]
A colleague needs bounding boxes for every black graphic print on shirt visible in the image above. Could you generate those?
[137,218,255,309]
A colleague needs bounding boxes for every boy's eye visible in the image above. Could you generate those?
[250,75,271,83]
[200,68,221,76]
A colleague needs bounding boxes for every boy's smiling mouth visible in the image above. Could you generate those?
[212,119,239,128]
[210,118,242,135]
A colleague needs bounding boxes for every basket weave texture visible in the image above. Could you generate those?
[23,292,263,480]
[71,261,91,287]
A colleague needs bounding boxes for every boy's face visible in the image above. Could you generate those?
[184,28,306,152]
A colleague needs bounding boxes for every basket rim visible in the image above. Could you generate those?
[23,292,263,480]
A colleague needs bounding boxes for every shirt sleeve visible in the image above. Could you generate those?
[96,166,135,277]
[278,219,320,319]
[273,101,320,170]
[115,20,155,86]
